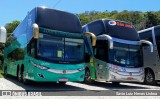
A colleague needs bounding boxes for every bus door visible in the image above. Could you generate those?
[94,42,109,80]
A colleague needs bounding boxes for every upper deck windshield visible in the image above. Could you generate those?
[109,42,143,67]
[37,33,84,64]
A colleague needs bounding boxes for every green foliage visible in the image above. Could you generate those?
[77,10,160,30]
[145,11,160,28]
[5,20,20,33]
[0,20,20,65]
[0,68,3,78]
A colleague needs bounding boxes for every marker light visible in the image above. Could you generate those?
[33,23,39,39]
[31,61,49,70]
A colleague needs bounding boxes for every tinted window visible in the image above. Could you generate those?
[5,34,16,47]
[94,40,108,61]
[154,27,160,57]
[109,42,142,67]
[7,48,24,62]
[155,27,160,44]
[27,39,36,58]
[139,30,153,43]
[37,7,82,33]
[37,33,84,63]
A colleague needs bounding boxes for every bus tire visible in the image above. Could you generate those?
[59,82,66,85]
[4,67,8,78]
[84,69,93,84]
[144,69,156,85]
[112,82,120,85]
[18,69,22,82]
[22,77,29,84]
[21,67,29,84]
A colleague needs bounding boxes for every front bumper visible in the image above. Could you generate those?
[107,70,144,82]
[26,67,85,82]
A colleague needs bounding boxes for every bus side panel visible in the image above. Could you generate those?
[142,46,157,77]
[94,58,109,81]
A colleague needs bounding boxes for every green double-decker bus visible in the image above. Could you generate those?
[3,7,86,84]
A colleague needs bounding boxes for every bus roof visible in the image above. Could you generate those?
[34,7,82,33]
[83,19,139,41]
[13,6,83,37]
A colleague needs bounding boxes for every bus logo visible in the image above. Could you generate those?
[63,70,66,74]
[108,21,116,26]
[129,72,132,76]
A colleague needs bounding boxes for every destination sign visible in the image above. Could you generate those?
[39,27,84,39]
[108,21,133,28]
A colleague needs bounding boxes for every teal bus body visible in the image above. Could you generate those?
[3,7,85,82]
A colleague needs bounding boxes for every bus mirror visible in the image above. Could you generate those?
[84,32,96,46]
[140,40,153,52]
[97,34,113,49]
[33,23,39,39]
[0,26,7,43]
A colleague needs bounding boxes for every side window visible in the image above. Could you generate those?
[155,27,160,44]
[7,48,24,62]
[27,39,35,57]
[94,47,106,61]
[5,34,16,47]
[139,30,153,43]
[94,40,108,61]
[31,42,35,57]
[155,27,160,56]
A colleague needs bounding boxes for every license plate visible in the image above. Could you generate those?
[59,78,68,82]
[127,77,134,80]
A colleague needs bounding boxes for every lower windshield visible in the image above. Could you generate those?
[38,33,84,63]
[109,42,142,67]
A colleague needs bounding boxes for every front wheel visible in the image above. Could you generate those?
[21,71,29,84]
[59,82,66,85]
[112,82,120,85]
[18,69,29,84]
[144,70,156,85]
[18,70,22,82]
[84,69,93,84]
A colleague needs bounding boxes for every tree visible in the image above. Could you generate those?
[5,20,20,33]
[145,12,160,28]
[0,20,20,64]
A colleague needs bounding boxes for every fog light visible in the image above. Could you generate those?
[38,73,44,78]
[111,74,116,79]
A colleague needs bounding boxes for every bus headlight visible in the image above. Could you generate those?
[109,65,126,72]
[77,67,85,71]
[118,67,126,72]
[31,61,49,70]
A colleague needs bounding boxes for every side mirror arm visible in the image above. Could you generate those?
[97,34,113,49]
[84,32,96,46]
[140,40,153,52]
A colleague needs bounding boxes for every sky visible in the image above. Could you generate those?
[0,0,160,26]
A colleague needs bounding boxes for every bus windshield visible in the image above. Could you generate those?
[38,33,84,63]
[109,42,142,67]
